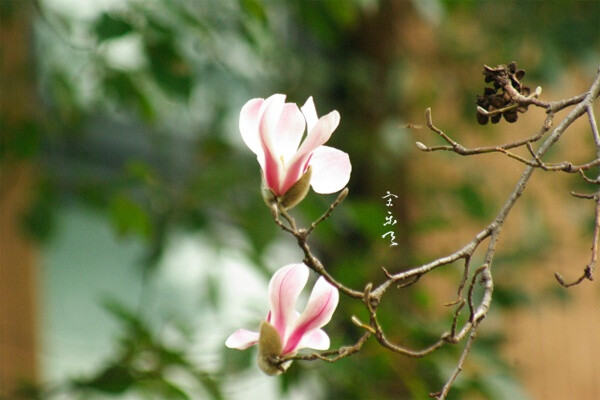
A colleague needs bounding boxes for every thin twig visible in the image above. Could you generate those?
[273,202,364,299]
[555,192,599,287]
[280,332,372,363]
[416,116,553,156]
[431,325,480,400]
[307,188,349,235]
[588,104,600,153]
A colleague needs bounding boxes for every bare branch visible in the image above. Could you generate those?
[419,111,553,155]
[555,191,599,287]
[272,201,364,299]
[280,332,372,364]
[431,326,480,400]
[265,67,600,398]
[588,104,600,153]
[578,169,600,184]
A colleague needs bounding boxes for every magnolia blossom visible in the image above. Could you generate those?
[239,94,351,207]
[225,263,339,375]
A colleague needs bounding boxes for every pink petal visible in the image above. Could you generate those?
[274,103,305,165]
[282,276,339,355]
[281,110,340,194]
[308,146,351,194]
[259,95,287,194]
[225,329,259,350]
[268,263,309,340]
[298,328,330,351]
[300,96,318,134]
[239,98,266,156]
[295,110,340,160]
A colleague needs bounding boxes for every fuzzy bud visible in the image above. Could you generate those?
[261,183,278,208]
[279,167,312,209]
[257,321,286,376]
[415,141,428,151]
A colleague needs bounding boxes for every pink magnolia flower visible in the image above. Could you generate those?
[225,263,339,375]
[239,94,351,204]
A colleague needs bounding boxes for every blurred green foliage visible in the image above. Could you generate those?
[2,0,598,398]
[72,300,224,400]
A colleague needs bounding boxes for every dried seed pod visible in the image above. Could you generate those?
[515,69,525,80]
[477,62,531,125]
[476,112,489,125]
[491,95,506,108]
[510,76,521,88]
[503,109,518,123]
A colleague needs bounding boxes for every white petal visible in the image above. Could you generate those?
[301,96,318,134]
[298,328,330,351]
[309,146,351,194]
[239,98,265,156]
[225,329,259,350]
[294,110,340,160]
[274,103,305,164]
[259,94,286,155]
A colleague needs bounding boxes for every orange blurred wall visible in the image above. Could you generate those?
[0,2,39,396]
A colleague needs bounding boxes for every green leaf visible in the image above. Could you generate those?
[205,273,220,310]
[196,371,224,400]
[145,39,192,99]
[102,299,142,328]
[239,0,267,25]
[104,72,156,122]
[0,119,41,161]
[21,179,56,243]
[109,194,152,239]
[76,364,134,394]
[13,120,41,159]
[95,13,133,40]
[151,380,192,400]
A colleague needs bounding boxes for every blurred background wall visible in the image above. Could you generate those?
[1,0,599,399]
[1,1,39,394]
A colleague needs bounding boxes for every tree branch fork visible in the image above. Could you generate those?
[268,67,600,399]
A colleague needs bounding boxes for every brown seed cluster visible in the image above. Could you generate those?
[476,62,530,125]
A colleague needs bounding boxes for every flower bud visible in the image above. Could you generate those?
[261,182,278,208]
[257,320,285,376]
[279,167,312,209]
